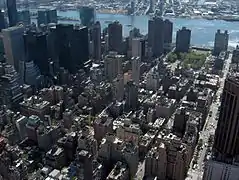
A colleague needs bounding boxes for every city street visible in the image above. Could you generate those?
[186,53,232,180]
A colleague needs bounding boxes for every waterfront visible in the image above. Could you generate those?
[33,9,239,48]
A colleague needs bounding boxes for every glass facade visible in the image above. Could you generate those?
[79,6,95,27]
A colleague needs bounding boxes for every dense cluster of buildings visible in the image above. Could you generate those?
[0,0,237,180]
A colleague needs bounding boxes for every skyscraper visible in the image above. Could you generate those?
[125,80,138,111]
[213,74,239,162]
[131,56,141,85]
[51,24,89,73]
[71,26,89,70]
[108,21,122,53]
[92,21,101,61]
[104,52,124,81]
[23,31,49,75]
[55,24,74,72]
[176,27,191,53]
[2,26,25,72]
[79,6,95,27]
[37,9,57,26]
[7,0,18,27]
[213,29,229,56]
[164,19,173,44]
[0,10,5,31]
[17,10,31,26]
[148,17,164,57]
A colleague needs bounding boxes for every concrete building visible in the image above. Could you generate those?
[106,161,129,180]
[76,150,93,180]
[93,113,113,142]
[26,115,41,142]
[20,96,50,120]
[125,80,138,111]
[203,160,239,180]
[108,21,122,53]
[113,74,124,101]
[2,26,25,71]
[0,63,23,108]
[176,27,191,53]
[145,144,167,179]
[104,52,124,81]
[213,29,229,56]
[116,118,142,144]
[131,56,141,85]
[46,146,66,169]
[146,67,160,91]
[132,38,143,58]
[173,107,189,137]
[214,74,239,162]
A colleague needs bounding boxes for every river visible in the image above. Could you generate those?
[33,9,239,48]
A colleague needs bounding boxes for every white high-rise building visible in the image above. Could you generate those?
[104,51,124,81]
[2,26,25,72]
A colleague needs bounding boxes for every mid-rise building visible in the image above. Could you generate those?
[145,144,167,179]
[20,96,50,120]
[93,113,113,142]
[213,29,229,56]
[106,161,129,180]
[176,27,191,53]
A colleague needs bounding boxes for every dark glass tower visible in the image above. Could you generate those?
[18,10,31,25]
[71,26,89,70]
[23,32,49,75]
[0,10,5,31]
[37,9,57,26]
[148,17,164,57]
[79,6,95,27]
[7,0,18,27]
[108,21,122,53]
[164,19,173,44]
[176,27,191,53]
[52,24,89,73]
[92,21,101,61]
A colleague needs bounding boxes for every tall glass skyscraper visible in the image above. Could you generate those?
[79,6,95,27]
[7,0,18,27]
